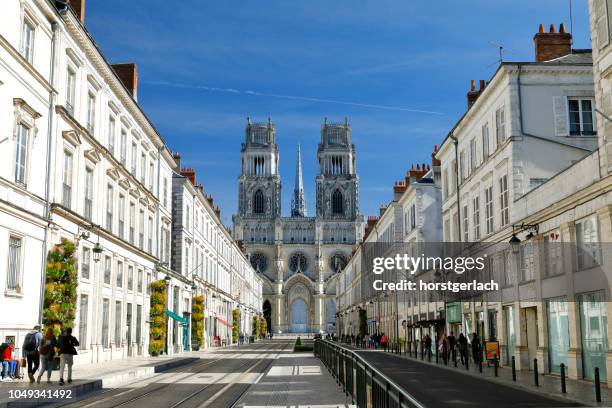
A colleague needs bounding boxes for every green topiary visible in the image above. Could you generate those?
[232,308,240,343]
[43,239,78,335]
[191,295,204,349]
[148,280,167,356]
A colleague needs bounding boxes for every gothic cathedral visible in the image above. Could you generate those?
[233,117,364,334]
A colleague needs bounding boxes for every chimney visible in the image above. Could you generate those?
[111,63,138,101]
[467,79,487,108]
[534,23,572,62]
[68,0,85,23]
[431,144,441,167]
[393,180,407,201]
[172,152,181,169]
[180,167,196,186]
[379,204,387,216]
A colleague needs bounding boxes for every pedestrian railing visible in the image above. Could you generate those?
[314,339,425,408]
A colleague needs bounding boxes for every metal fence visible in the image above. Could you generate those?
[314,339,425,408]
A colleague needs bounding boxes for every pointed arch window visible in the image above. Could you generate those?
[332,189,344,215]
[253,189,265,214]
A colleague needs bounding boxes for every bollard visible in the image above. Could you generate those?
[435,348,438,364]
[511,356,516,381]
[479,358,482,373]
[595,367,602,403]
[560,363,566,393]
[534,358,539,387]
[494,354,498,377]
[454,354,458,368]
[466,355,469,371]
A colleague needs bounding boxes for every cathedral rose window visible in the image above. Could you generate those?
[250,252,268,273]
[329,253,348,273]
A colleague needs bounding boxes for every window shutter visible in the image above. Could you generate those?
[553,96,569,136]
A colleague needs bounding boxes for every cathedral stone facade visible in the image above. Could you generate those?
[233,118,364,334]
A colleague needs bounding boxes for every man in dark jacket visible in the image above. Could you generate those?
[471,333,482,365]
[58,328,79,386]
[22,325,42,383]
[448,331,457,363]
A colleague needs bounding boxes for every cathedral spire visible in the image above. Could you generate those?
[291,144,307,217]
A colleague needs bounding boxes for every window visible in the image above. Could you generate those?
[495,106,506,145]
[576,216,601,270]
[140,153,146,183]
[568,99,595,136]
[129,202,135,244]
[86,92,96,134]
[459,150,466,181]
[116,260,123,288]
[81,247,91,280]
[473,195,480,240]
[163,178,168,208]
[482,123,490,160]
[128,267,134,291]
[149,161,155,190]
[120,129,127,165]
[146,272,151,295]
[185,205,191,230]
[470,138,477,172]
[101,298,110,347]
[332,189,344,215]
[253,190,264,214]
[462,204,469,242]
[131,142,137,174]
[139,209,145,249]
[136,304,142,345]
[62,150,73,208]
[114,301,122,347]
[66,68,76,115]
[118,194,125,239]
[520,243,534,282]
[106,184,114,231]
[108,116,116,154]
[137,269,143,293]
[148,216,153,253]
[7,236,23,292]
[15,123,30,186]
[485,185,494,234]
[104,256,111,285]
[84,168,93,220]
[410,204,416,229]
[443,168,449,199]
[78,295,88,349]
[543,232,562,277]
[20,18,34,63]
[499,175,509,226]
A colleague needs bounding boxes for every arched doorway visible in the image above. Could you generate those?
[291,299,307,333]
[263,300,272,334]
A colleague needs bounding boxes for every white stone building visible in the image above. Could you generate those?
[172,165,262,348]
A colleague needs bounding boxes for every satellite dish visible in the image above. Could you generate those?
[55,0,69,14]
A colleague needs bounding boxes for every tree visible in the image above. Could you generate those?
[259,318,267,338]
[252,316,260,340]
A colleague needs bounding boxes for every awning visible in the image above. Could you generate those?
[166,310,188,324]
[215,317,232,328]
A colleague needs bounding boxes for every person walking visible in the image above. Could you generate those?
[471,333,482,365]
[448,331,457,363]
[58,328,79,386]
[380,333,388,351]
[22,324,43,383]
[37,327,57,384]
[458,333,468,365]
[424,334,432,359]
[439,334,449,364]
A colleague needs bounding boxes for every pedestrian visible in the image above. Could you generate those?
[439,334,449,364]
[22,324,43,383]
[458,333,468,365]
[424,334,432,359]
[58,328,79,386]
[380,333,388,351]
[448,331,457,363]
[363,333,370,349]
[37,327,58,384]
[1,341,17,382]
[471,332,482,365]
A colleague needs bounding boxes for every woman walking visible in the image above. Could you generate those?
[37,327,57,384]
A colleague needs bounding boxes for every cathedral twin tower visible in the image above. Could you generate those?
[233,117,364,334]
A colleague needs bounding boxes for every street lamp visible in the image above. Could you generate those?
[92,241,103,263]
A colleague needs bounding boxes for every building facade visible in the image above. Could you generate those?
[233,118,364,334]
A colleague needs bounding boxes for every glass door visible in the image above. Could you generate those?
[579,291,608,381]
[547,298,569,374]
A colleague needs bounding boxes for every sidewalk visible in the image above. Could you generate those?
[0,344,237,408]
[343,342,610,407]
[237,347,355,408]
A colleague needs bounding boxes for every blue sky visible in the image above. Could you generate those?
[87,0,591,225]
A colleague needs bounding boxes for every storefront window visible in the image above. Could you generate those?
[504,306,516,365]
[579,291,608,381]
[463,313,472,340]
[488,309,498,341]
[547,298,569,374]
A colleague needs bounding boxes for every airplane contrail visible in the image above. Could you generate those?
[142,80,443,115]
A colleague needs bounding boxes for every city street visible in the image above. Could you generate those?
[53,341,291,408]
[354,350,582,408]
